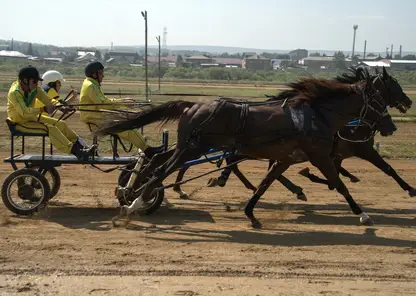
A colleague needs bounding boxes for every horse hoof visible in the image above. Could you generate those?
[217,178,227,187]
[360,216,374,226]
[179,193,189,200]
[298,168,310,177]
[120,205,129,217]
[224,204,232,212]
[296,193,308,202]
[207,178,218,187]
[251,219,263,229]
[408,188,416,197]
[111,216,120,227]
[350,176,360,183]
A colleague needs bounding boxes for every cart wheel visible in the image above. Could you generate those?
[26,167,61,199]
[2,169,51,216]
[117,168,164,215]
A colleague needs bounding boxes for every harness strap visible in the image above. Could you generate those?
[236,103,249,135]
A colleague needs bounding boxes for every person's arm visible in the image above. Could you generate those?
[86,84,124,109]
[8,90,42,120]
[37,87,60,107]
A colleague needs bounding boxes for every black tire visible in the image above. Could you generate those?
[2,169,51,216]
[29,167,61,199]
[117,166,164,215]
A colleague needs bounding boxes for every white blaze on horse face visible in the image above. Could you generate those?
[127,196,145,214]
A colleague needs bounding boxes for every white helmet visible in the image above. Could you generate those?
[41,70,65,85]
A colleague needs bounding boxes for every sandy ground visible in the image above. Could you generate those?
[0,154,415,295]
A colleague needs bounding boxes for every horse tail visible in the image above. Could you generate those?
[94,100,196,136]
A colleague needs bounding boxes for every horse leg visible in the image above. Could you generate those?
[276,175,307,201]
[244,161,290,229]
[134,149,175,186]
[298,157,356,187]
[125,147,205,217]
[332,157,360,183]
[358,147,415,197]
[304,151,373,225]
[207,154,234,188]
[172,166,190,199]
[207,154,255,190]
[207,166,231,187]
[298,167,330,186]
[230,164,257,191]
[339,166,360,183]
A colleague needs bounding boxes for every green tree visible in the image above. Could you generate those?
[310,52,321,57]
[402,54,416,60]
[176,55,184,67]
[333,51,346,69]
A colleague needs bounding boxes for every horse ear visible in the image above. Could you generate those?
[365,70,373,90]
[382,66,388,78]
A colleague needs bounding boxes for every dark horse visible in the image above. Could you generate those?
[96,73,389,228]
[172,66,414,201]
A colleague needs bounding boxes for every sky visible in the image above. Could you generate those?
[1,0,415,52]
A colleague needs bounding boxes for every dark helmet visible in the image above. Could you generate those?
[85,61,105,77]
[18,65,43,82]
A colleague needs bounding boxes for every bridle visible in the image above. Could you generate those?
[337,79,389,143]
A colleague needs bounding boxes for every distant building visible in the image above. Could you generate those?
[389,59,416,70]
[242,54,271,70]
[75,52,97,63]
[147,55,177,63]
[359,60,391,69]
[242,52,258,59]
[76,48,96,56]
[106,51,139,64]
[360,59,416,71]
[289,49,308,61]
[185,55,213,66]
[299,56,352,69]
[213,58,242,68]
[270,59,290,69]
[0,50,28,61]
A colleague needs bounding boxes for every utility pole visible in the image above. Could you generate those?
[363,40,367,61]
[141,10,149,102]
[156,35,161,92]
[11,38,13,51]
[352,25,358,62]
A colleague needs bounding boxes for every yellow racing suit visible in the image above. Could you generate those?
[34,86,63,115]
[79,77,148,151]
[7,80,79,154]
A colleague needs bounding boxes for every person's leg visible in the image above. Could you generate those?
[117,130,148,151]
[17,120,72,154]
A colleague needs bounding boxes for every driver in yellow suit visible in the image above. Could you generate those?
[7,66,94,159]
[79,61,164,158]
[34,70,78,115]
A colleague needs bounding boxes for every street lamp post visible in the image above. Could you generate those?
[352,24,358,62]
[156,35,161,92]
[141,10,149,102]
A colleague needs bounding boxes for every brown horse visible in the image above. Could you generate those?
[95,75,388,228]
[201,67,414,199]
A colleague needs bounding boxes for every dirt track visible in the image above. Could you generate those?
[0,155,415,295]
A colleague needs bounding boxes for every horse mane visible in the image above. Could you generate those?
[334,66,376,84]
[286,76,363,108]
[334,67,363,84]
